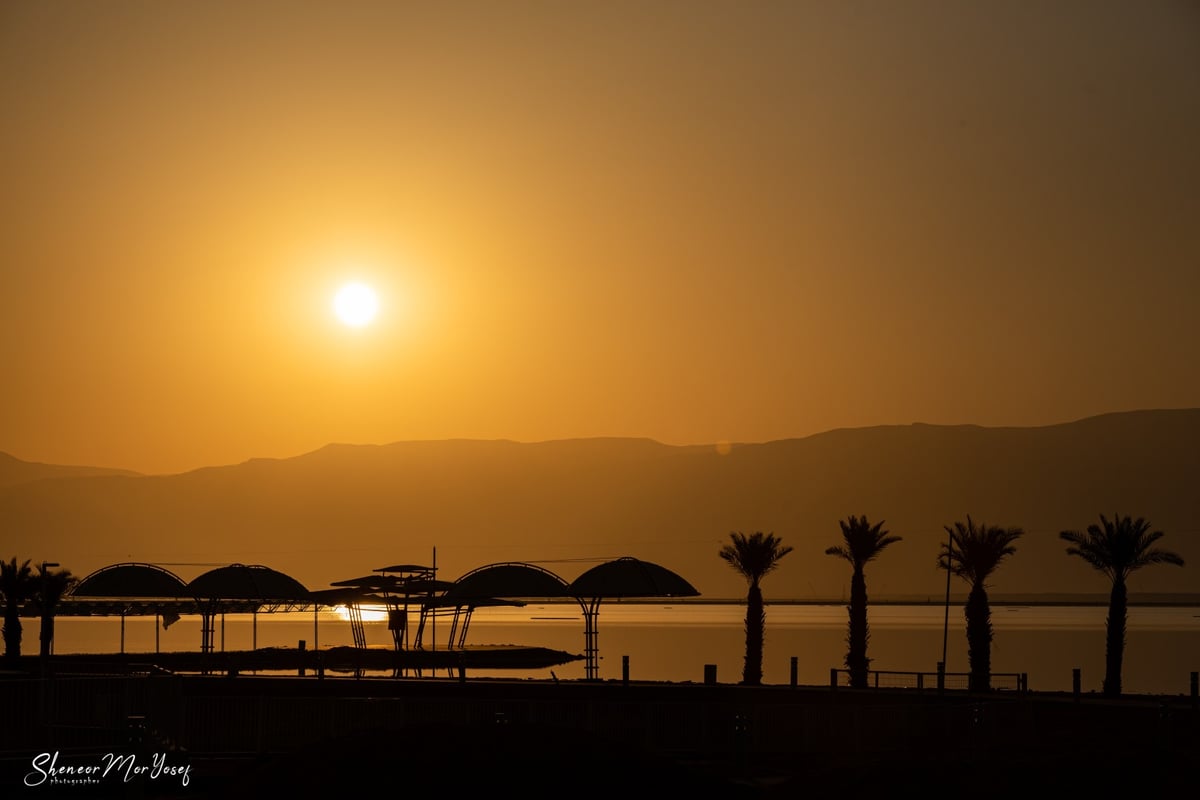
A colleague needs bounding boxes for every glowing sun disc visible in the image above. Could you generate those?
[333,282,379,327]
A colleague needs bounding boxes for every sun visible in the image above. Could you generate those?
[333,282,379,328]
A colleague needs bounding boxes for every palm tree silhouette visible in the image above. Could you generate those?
[34,564,76,662]
[1,557,34,667]
[938,517,1022,692]
[719,531,793,685]
[826,516,902,688]
[1060,514,1184,697]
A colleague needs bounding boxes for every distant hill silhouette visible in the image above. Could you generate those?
[0,451,139,489]
[1,410,1197,599]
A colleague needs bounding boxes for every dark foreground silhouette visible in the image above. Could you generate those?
[213,723,757,799]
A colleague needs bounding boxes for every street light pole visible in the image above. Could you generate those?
[40,562,60,676]
[40,561,58,652]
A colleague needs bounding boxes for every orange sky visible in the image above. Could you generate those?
[2,2,1198,475]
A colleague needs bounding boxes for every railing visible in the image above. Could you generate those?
[829,668,1028,693]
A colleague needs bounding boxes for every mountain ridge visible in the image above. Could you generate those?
[1,408,1196,600]
[0,451,140,489]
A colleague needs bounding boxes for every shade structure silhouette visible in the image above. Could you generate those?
[569,557,699,599]
[445,562,572,601]
[567,557,700,680]
[329,567,456,652]
[309,585,390,650]
[188,564,309,601]
[374,563,434,573]
[71,562,190,653]
[186,564,310,656]
[329,575,397,589]
[308,587,385,605]
[437,562,574,649]
[73,562,188,598]
[328,574,457,593]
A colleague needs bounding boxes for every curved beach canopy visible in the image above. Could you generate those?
[568,557,699,599]
[445,562,572,601]
[330,575,455,594]
[308,587,388,606]
[330,575,401,590]
[187,564,309,601]
[71,562,188,598]
[566,557,699,680]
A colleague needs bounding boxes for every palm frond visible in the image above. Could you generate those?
[939,516,1022,588]
[1063,514,1184,582]
[824,546,852,562]
[834,515,902,568]
[719,531,793,585]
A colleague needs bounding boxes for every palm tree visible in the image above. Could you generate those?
[1060,514,1184,697]
[937,517,1023,692]
[719,531,793,685]
[825,515,902,688]
[1,557,34,666]
[33,564,76,662]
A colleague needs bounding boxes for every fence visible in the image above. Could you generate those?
[0,674,1040,760]
[828,667,1028,693]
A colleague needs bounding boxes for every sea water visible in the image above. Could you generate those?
[47,603,1200,695]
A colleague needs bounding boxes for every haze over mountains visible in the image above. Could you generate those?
[2,409,1197,600]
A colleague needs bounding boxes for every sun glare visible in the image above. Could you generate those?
[333,282,379,328]
[333,604,388,622]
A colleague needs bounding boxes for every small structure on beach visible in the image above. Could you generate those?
[324,565,455,653]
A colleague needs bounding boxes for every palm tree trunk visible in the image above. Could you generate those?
[847,565,868,688]
[965,582,992,692]
[743,581,764,685]
[1103,578,1127,697]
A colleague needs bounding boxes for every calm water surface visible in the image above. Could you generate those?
[52,603,1200,695]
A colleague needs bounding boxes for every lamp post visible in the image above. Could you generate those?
[40,562,60,677]
[40,568,59,662]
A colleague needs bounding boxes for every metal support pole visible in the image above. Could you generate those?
[789,656,798,688]
[1190,672,1197,711]
[1073,668,1081,700]
[704,664,717,685]
[830,668,838,690]
[622,655,629,686]
[937,661,945,694]
[581,598,601,680]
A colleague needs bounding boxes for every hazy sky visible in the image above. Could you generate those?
[3,1,1198,474]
